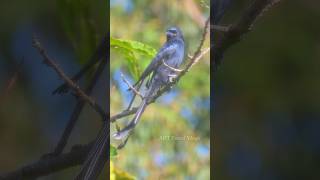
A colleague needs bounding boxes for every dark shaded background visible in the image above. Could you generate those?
[0,0,107,179]
[214,0,320,179]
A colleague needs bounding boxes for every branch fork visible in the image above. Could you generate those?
[120,72,143,98]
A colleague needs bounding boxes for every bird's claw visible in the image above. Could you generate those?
[168,74,177,83]
[52,83,70,95]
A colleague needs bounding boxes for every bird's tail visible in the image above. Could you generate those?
[113,98,148,140]
[75,122,109,180]
[113,80,159,140]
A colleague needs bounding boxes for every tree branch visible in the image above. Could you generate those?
[1,38,107,180]
[52,59,107,156]
[52,37,107,95]
[32,37,107,120]
[0,144,92,180]
[213,0,280,67]
[120,73,143,98]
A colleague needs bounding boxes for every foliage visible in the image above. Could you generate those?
[57,0,107,63]
[110,145,118,157]
[110,37,157,79]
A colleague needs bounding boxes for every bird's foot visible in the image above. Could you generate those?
[168,74,177,83]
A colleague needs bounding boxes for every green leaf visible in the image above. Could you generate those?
[57,0,106,64]
[110,37,157,79]
[110,37,156,57]
[110,145,118,157]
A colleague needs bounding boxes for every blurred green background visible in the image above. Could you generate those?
[214,0,320,179]
[110,0,210,179]
[0,0,107,179]
[1,0,319,179]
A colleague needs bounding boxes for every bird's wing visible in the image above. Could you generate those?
[132,43,177,87]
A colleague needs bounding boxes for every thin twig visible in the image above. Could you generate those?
[213,0,281,67]
[0,143,92,180]
[120,73,143,98]
[188,47,211,69]
[32,37,107,120]
[52,37,107,95]
[110,107,138,122]
[52,59,106,156]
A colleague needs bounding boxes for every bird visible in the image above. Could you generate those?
[113,26,185,140]
[75,27,185,179]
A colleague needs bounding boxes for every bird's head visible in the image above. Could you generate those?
[166,26,184,41]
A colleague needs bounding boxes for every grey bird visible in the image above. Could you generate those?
[113,26,185,140]
[74,27,185,180]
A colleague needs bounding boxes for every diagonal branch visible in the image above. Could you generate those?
[120,73,143,98]
[32,37,107,120]
[52,59,107,156]
[213,0,281,67]
[52,37,107,95]
[0,143,92,180]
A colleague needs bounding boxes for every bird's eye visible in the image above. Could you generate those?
[169,29,177,35]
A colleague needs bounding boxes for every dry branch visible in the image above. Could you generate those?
[213,0,280,67]
[32,37,107,120]
[0,144,92,180]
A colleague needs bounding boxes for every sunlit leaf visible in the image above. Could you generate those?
[110,145,118,157]
[110,37,156,79]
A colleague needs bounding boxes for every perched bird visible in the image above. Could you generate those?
[75,27,185,179]
[113,26,185,140]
